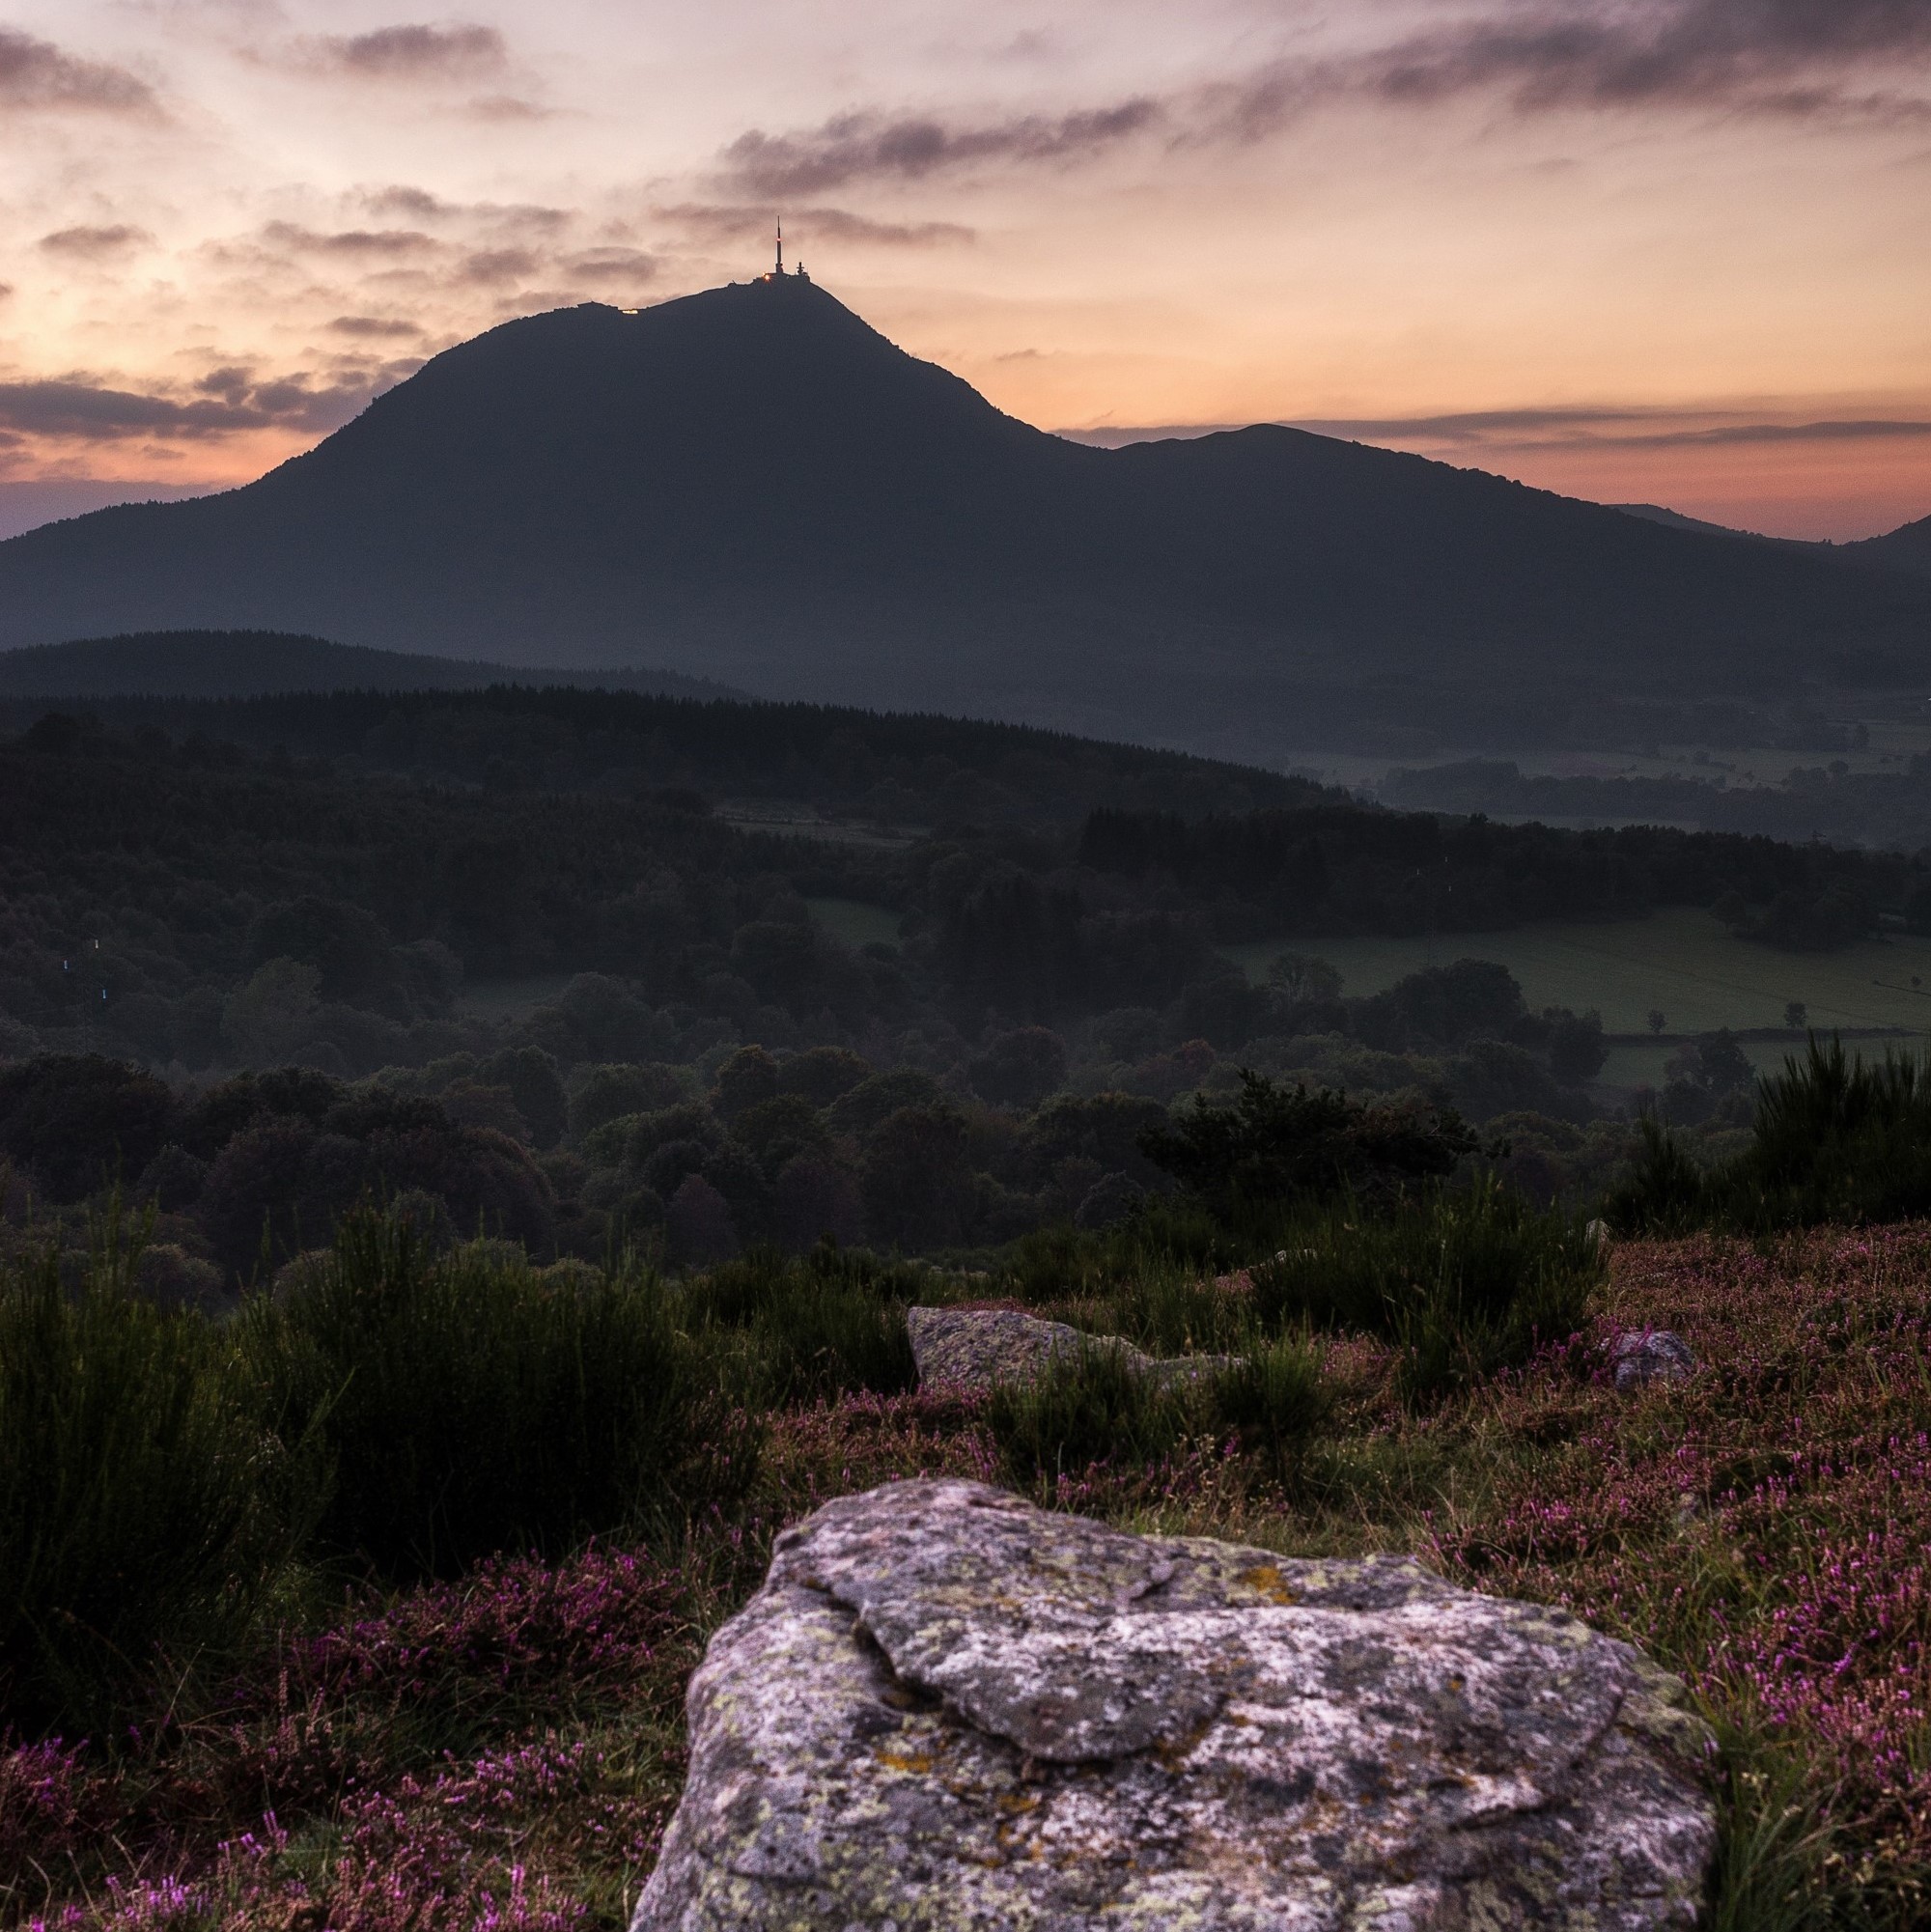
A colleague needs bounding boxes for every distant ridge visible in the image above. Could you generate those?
[1611,503,1779,543]
[0,630,748,702]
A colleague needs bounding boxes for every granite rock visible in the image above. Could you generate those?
[631,1478,1718,1931]
[1611,1330,1696,1393]
[905,1302,1231,1393]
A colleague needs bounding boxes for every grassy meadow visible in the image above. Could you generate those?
[1227,906,1931,1038]
[4,1169,1929,1927]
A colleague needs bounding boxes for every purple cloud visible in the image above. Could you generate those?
[658,203,974,247]
[312,23,507,82]
[39,225,154,260]
[0,369,392,443]
[720,99,1161,194]
[0,28,156,114]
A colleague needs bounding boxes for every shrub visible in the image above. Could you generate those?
[245,1214,746,1579]
[1140,1071,1478,1226]
[0,1238,320,1735]
[1250,1180,1598,1402]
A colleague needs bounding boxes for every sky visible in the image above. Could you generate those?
[2,1,1929,542]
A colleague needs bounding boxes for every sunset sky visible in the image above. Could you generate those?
[3,1,1929,541]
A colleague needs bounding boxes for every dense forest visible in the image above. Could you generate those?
[0,685,1915,1277]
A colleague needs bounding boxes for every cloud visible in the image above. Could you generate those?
[658,203,975,247]
[0,28,158,114]
[465,95,555,122]
[561,248,657,285]
[1294,406,1931,450]
[307,23,507,82]
[327,315,424,339]
[1209,0,1931,137]
[456,247,538,284]
[0,369,389,443]
[717,0,1931,195]
[356,186,571,231]
[719,99,1161,194]
[39,225,154,260]
[1062,406,1931,455]
[259,222,437,258]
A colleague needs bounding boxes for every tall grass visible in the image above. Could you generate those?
[986,1332,1329,1491]
[1612,1036,1931,1234]
[682,1244,919,1404]
[0,1233,322,1737]
[1250,1179,1600,1402]
[247,1214,750,1580]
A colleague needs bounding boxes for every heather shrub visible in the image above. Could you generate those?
[245,1212,747,1579]
[0,1237,321,1735]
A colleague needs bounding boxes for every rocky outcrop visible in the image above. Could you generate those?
[905,1302,1230,1393]
[1611,1329,1696,1393]
[632,1479,1718,1930]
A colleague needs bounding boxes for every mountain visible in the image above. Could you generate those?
[2,275,1928,759]
[1849,512,1931,579]
[1611,503,1778,543]
[0,630,744,702]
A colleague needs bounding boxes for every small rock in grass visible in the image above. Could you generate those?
[632,1478,1719,1931]
[1611,1329,1696,1392]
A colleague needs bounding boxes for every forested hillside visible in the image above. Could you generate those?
[0,686,1917,1276]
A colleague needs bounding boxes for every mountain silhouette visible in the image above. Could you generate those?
[1851,513,1931,578]
[2,275,1927,755]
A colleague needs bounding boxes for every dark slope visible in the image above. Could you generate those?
[1850,512,1931,578]
[0,630,743,701]
[3,277,1928,753]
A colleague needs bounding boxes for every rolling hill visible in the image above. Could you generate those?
[0,630,742,702]
[2,274,1928,759]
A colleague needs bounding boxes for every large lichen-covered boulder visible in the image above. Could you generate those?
[632,1479,1718,1930]
[905,1302,1230,1392]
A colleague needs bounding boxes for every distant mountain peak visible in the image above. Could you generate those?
[2,278,1930,756]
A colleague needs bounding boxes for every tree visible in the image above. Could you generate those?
[1139,1071,1477,1218]
[1647,1010,1667,1036]
[1546,1008,1608,1085]
[665,1173,738,1268]
[772,1154,866,1251]
[778,1045,872,1108]
[222,959,322,1064]
[1355,960,1525,1051]
[1267,954,1343,1001]
[712,1045,780,1120]
[0,1054,177,1202]
[567,1062,686,1142]
[861,1106,976,1250]
[968,1027,1069,1109]
[1784,1000,1808,1032]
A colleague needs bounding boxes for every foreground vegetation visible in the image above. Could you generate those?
[3,1183,1927,1926]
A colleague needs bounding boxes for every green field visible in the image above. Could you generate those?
[1226,908,1931,1037]
[806,897,904,949]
